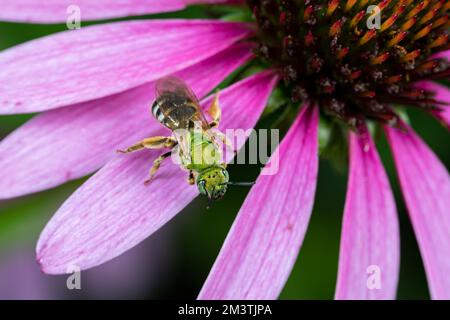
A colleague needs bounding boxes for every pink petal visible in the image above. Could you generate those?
[36,71,279,274]
[198,106,319,300]
[432,49,449,61]
[335,128,399,300]
[415,81,450,128]
[0,19,251,114]
[0,0,240,23]
[385,124,450,299]
[0,43,253,200]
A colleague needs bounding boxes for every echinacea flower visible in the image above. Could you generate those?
[0,0,449,300]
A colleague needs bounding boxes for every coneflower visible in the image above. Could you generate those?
[250,0,449,126]
[0,0,448,300]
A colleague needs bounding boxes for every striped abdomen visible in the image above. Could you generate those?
[151,96,199,130]
[151,99,167,127]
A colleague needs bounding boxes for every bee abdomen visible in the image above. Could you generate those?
[151,100,168,126]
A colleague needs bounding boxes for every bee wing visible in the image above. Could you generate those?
[155,76,209,128]
[172,128,192,165]
[155,76,199,102]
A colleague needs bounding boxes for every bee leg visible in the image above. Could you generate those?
[117,136,176,154]
[188,170,196,185]
[212,130,236,155]
[208,90,221,129]
[144,151,172,185]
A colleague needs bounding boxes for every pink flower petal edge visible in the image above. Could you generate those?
[0,43,253,200]
[0,0,240,23]
[335,127,399,300]
[0,19,251,114]
[415,81,450,128]
[36,71,279,274]
[385,124,450,299]
[198,105,319,300]
[432,49,449,61]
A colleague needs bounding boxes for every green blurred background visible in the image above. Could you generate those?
[0,5,448,299]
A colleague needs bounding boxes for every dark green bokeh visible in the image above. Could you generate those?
[0,6,449,299]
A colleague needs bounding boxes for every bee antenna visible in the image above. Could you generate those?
[227,181,255,187]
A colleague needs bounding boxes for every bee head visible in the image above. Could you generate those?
[197,167,229,201]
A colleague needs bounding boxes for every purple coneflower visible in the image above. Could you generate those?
[0,0,449,300]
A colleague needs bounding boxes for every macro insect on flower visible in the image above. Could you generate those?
[0,0,449,300]
[118,76,233,202]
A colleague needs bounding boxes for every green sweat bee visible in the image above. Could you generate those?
[118,76,238,202]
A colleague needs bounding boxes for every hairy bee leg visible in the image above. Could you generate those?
[144,151,172,185]
[117,136,176,154]
[208,91,221,129]
[188,170,196,185]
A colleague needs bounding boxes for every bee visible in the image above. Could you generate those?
[118,76,235,202]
